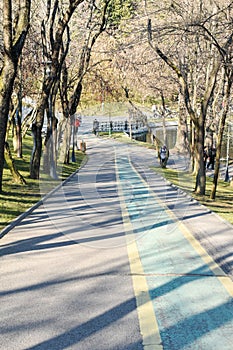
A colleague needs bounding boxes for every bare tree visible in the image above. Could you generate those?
[30,0,84,179]
[0,0,31,192]
[58,0,119,164]
[146,0,233,195]
[211,55,233,199]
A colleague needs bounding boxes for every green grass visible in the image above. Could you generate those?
[153,166,233,225]
[0,134,86,231]
[101,131,157,150]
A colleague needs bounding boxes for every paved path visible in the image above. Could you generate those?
[1,117,233,349]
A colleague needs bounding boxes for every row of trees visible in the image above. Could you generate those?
[0,0,136,192]
[101,0,233,198]
[0,0,31,192]
[0,0,233,199]
[146,0,233,198]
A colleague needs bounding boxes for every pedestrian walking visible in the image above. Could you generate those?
[159,144,169,168]
[93,119,99,136]
[206,146,216,170]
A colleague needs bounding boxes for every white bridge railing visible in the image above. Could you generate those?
[98,121,147,133]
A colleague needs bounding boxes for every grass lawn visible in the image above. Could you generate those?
[0,134,86,231]
[153,166,233,225]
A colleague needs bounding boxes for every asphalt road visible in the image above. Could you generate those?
[1,116,233,350]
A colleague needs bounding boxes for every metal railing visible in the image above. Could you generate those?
[98,121,147,132]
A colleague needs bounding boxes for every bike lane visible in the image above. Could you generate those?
[116,153,233,350]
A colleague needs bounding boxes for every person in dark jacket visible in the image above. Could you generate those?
[158,144,169,168]
[206,146,216,170]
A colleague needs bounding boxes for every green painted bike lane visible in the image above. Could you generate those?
[116,154,233,350]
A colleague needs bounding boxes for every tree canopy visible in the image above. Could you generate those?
[0,0,232,198]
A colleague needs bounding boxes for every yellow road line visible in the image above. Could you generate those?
[115,156,163,350]
[128,158,233,297]
[175,218,233,297]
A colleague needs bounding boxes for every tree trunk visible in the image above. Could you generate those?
[4,142,26,185]
[160,91,167,145]
[175,91,189,153]
[13,109,23,158]
[211,78,232,199]
[43,109,52,175]
[59,82,83,164]
[33,0,86,179]
[50,116,58,178]
[0,61,17,192]
[30,102,45,179]
[13,56,23,158]
[193,110,206,195]
[0,0,30,192]
[58,117,72,164]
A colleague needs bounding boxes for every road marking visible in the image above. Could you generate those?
[116,151,233,349]
[115,154,163,350]
[128,157,233,297]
